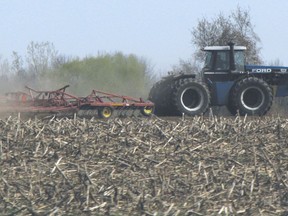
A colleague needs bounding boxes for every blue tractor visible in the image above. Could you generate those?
[149,43,288,116]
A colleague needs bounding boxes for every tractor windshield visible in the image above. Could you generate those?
[215,51,229,70]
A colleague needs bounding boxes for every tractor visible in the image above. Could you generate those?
[149,42,288,116]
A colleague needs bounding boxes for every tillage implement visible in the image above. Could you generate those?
[1,85,154,118]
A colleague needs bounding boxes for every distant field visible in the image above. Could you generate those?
[0,115,287,215]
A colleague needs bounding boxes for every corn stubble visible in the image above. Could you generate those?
[0,115,288,215]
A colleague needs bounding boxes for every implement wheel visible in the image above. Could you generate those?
[98,107,113,119]
[141,106,154,117]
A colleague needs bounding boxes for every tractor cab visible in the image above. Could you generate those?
[202,43,246,79]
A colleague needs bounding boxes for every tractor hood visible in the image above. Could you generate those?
[245,65,288,74]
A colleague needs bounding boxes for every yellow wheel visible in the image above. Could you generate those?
[99,107,113,118]
[141,106,154,117]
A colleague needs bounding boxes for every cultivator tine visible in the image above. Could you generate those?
[126,109,134,117]
[76,109,93,118]
[115,108,144,118]
[117,108,125,117]
[130,108,138,117]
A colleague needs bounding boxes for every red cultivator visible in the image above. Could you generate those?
[0,85,154,118]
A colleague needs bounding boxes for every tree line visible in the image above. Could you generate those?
[0,42,154,98]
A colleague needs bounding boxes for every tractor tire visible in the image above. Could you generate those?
[148,76,176,116]
[230,77,273,116]
[172,78,210,116]
[226,99,238,116]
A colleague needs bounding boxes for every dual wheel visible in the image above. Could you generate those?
[172,79,210,116]
[148,76,176,116]
[171,77,273,116]
[228,77,273,116]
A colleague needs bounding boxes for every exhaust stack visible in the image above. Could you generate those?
[228,42,236,71]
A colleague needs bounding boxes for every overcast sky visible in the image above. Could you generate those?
[1,0,288,74]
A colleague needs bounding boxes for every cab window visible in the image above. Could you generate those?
[203,51,213,71]
[234,51,245,72]
[215,51,229,71]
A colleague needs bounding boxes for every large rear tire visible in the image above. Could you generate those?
[230,77,273,116]
[172,78,210,116]
[226,98,238,116]
[148,76,176,116]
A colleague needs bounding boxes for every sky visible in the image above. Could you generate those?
[1,0,288,74]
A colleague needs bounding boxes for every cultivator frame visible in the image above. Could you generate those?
[1,85,154,118]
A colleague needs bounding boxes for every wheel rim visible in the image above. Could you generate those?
[142,106,153,115]
[240,87,265,111]
[180,87,204,112]
[102,107,112,118]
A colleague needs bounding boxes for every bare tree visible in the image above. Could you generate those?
[0,57,11,78]
[12,51,26,80]
[26,41,58,77]
[191,7,262,64]
[268,58,283,66]
[172,55,202,74]
[0,57,11,92]
[52,54,74,69]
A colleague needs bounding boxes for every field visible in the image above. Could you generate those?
[0,114,288,215]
